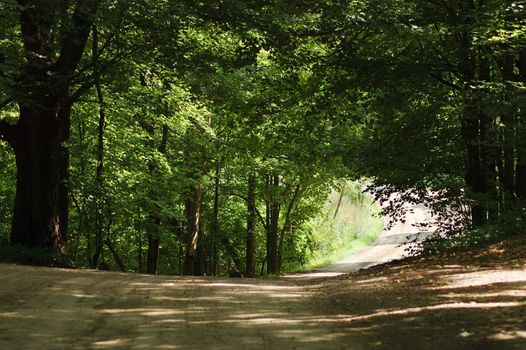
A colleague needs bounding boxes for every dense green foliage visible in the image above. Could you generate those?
[0,0,525,273]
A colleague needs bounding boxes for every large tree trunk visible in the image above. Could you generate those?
[9,104,70,252]
[0,1,99,254]
[245,173,256,278]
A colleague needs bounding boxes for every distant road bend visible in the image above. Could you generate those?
[292,199,437,278]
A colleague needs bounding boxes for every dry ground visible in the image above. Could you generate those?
[0,235,525,349]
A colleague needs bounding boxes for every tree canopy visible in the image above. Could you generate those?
[0,0,525,274]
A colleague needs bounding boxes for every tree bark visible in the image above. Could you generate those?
[146,225,160,274]
[146,124,168,275]
[91,26,106,268]
[457,27,487,227]
[10,104,70,252]
[211,163,221,276]
[183,184,202,275]
[499,55,516,201]
[277,182,302,273]
[245,173,257,278]
[267,175,280,274]
[516,49,526,198]
[104,239,126,272]
[6,0,99,253]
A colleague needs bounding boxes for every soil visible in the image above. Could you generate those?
[0,234,525,349]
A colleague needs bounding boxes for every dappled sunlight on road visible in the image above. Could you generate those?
[433,270,526,289]
[0,264,365,350]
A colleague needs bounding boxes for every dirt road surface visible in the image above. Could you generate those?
[1,204,525,349]
[295,200,436,278]
[0,264,366,349]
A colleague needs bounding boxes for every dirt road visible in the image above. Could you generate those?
[0,264,365,349]
[1,204,524,349]
[296,200,435,278]
[0,202,435,350]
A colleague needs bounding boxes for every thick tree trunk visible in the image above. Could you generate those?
[245,173,256,278]
[183,184,202,275]
[9,104,70,252]
[2,0,99,254]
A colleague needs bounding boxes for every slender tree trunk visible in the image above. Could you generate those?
[478,47,497,219]
[516,49,526,198]
[333,182,346,219]
[91,26,106,268]
[458,30,487,227]
[104,239,126,272]
[211,163,221,276]
[183,184,202,275]
[245,173,257,278]
[267,175,280,274]
[195,219,206,276]
[277,182,302,273]
[500,55,516,202]
[145,125,168,275]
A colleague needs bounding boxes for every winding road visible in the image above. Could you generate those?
[291,200,436,278]
[0,197,437,349]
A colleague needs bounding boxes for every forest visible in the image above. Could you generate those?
[0,0,525,277]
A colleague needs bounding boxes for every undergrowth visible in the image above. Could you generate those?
[0,244,73,267]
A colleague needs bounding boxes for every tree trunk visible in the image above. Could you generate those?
[267,175,280,274]
[458,30,487,227]
[211,163,221,276]
[145,124,168,275]
[146,226,160,275]
[277,182,302,273]
[9,104,70,252]
[500,55,516,202]
[0,1,99,254]
[183,184,202,275]
[245,173,257,278]
[104,239,126,272]
[91,27,106,268]
[516,49,526,198]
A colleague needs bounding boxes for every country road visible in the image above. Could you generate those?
[0,200,438,350]
[293,198,435,278]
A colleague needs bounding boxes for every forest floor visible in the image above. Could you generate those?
[0,234,525,349]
